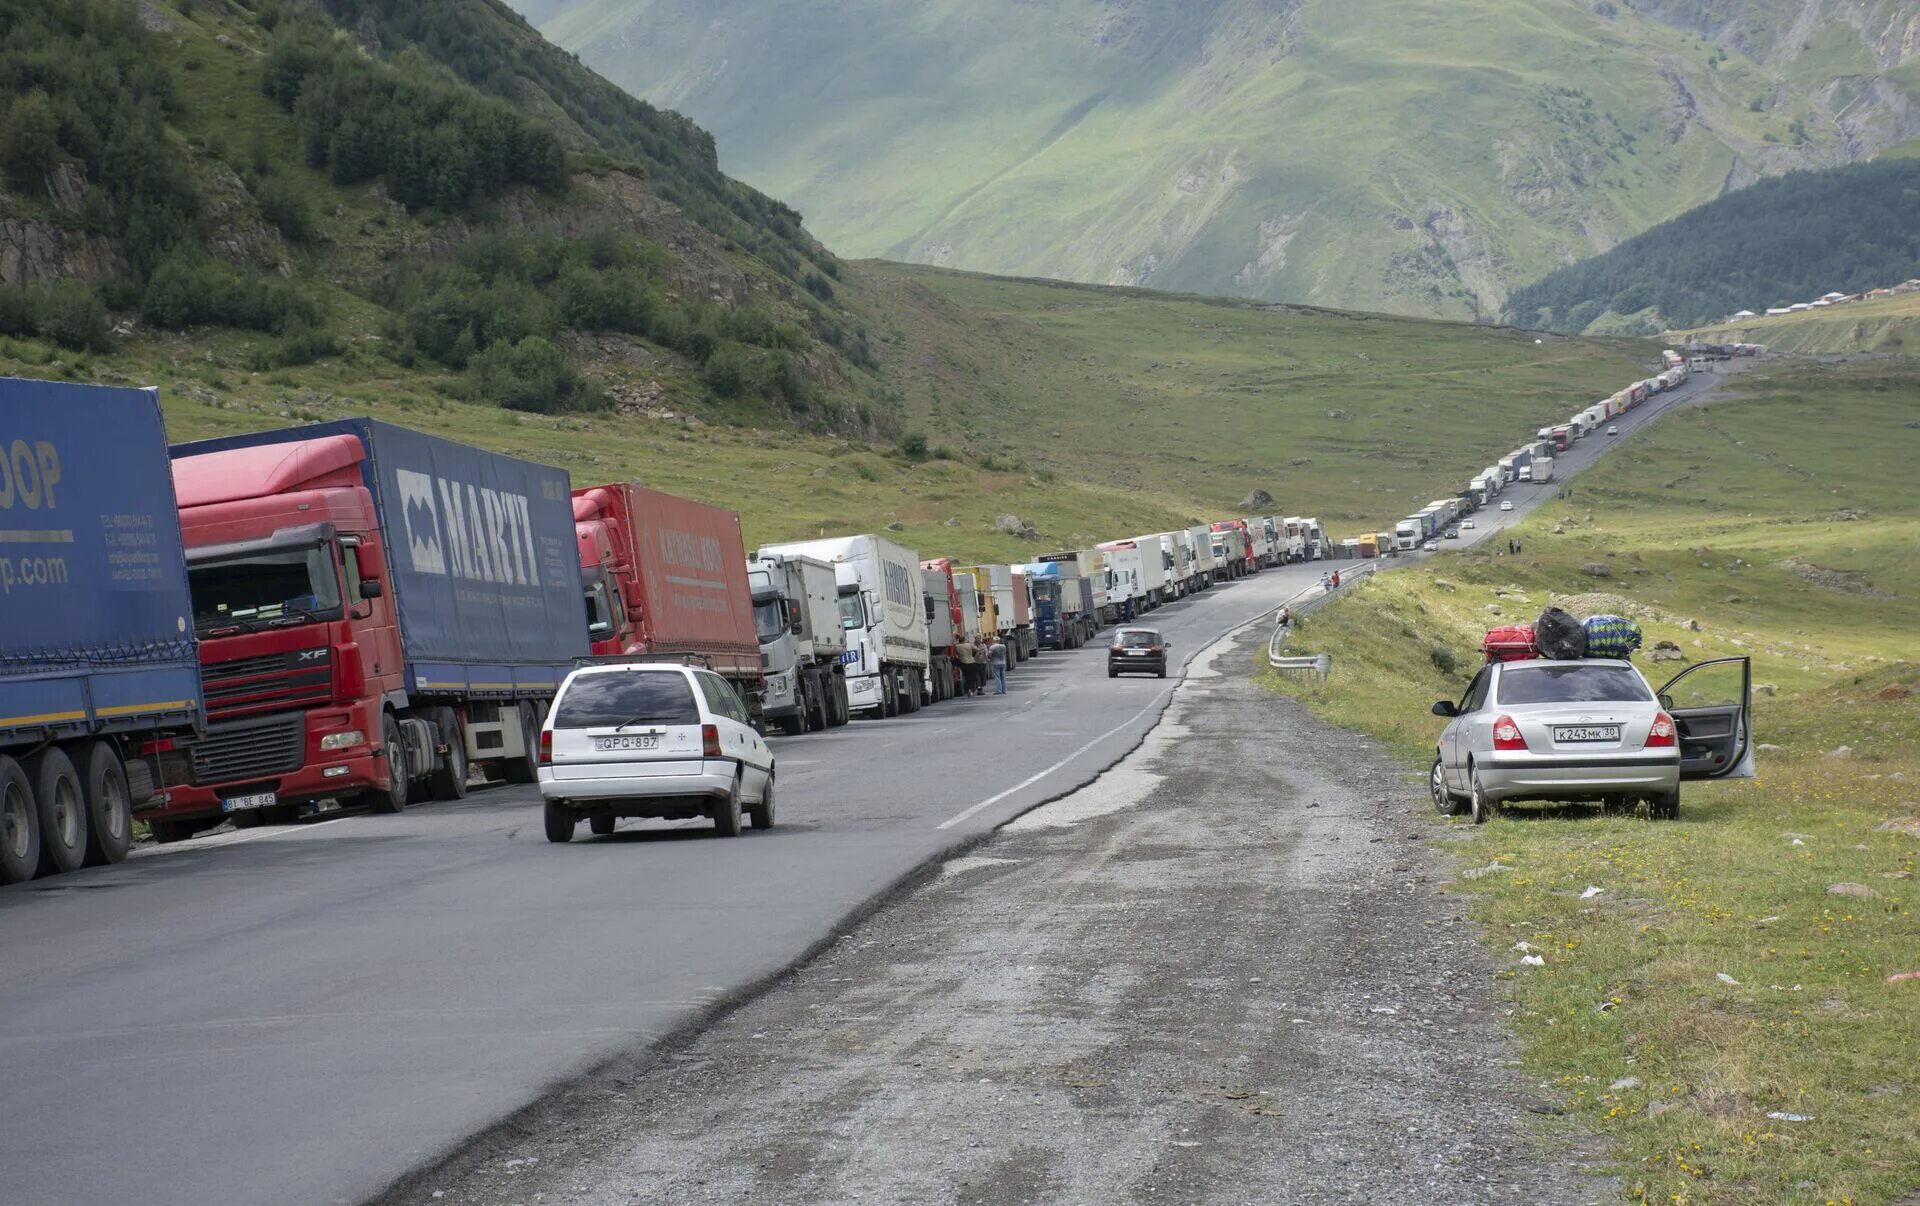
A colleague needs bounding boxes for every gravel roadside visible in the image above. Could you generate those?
[404,623,1609,1205]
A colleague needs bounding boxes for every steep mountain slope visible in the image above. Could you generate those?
[1,0,1655,557]
[517,0,1920,320]
[1510,158,1920,332]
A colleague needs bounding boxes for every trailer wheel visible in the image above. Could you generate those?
[28,747,87,876]
[78,740,133,866]
[0,755,39,886]
[429,713,469,801]
[501,702,541,785]
[366,713,410,814]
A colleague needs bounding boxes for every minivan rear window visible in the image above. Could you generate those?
[1497,664,1654,705]
[554,673,700,728]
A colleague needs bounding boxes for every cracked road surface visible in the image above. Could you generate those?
[406,623,1604,1205]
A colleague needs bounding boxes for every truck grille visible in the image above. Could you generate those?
[192,714,304,785]
[202,648,332,720]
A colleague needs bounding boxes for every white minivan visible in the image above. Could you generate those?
[537,663,775,842]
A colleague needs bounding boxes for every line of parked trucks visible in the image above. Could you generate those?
[1385,354,1691,553]
[0,378,1342,885]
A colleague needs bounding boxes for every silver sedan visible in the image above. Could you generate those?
[1430,656,1754,822]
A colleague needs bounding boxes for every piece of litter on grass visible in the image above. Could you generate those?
[1766,1112,1812,1123]
[1888,970,1920,984]
[1595,1000,1618,1013]
[1716,973,1741,986]
[1609,1077,1641,1091]
[1579,886,1604,899]
[1521,955,1546,967]
[1464,861,1511,880]
[1512,940,1538,953]
[1791,838,1805,846]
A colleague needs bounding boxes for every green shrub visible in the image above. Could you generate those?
[140,253,318,333]
[246,322,340,370]
[702,342,752,398]
[898,432,929,461]
[470,335,601,413]
[0,282,110,352]
[254,174,317,243]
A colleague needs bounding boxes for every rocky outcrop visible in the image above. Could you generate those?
[0,218,124,287]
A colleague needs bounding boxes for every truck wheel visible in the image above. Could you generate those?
[589,814,615,836]
[0,755,39,886]
[712,775,743,837]
[78,740,133,866]
[147,818,201,845]
[780,709,807,737]
[502,702,541,785]
[831,680,850,726]
[811,689,831,733]
[543,800,575,843]
[749,777,775,831]
[430,714,469,801]
[366,714,410,815]
[880,675,898,718]
[28,747,87,876]
[905,674,923,713]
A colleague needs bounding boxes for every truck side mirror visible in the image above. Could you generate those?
[359,579,384,599]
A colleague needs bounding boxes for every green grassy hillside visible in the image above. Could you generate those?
[1261,358,1920,1201]
[516,0,1920,320]
[1,259,1656,559]
[1683,289,1920,354]
[1510,159,1920,333]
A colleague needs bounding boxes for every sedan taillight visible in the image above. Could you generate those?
[1645,711,1677,748]
[1111,644,1125,653]
[702,723,722,757]
[537,729,553,766]
[1492,714,1528,752]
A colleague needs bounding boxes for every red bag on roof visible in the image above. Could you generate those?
[1480,625,1538,663]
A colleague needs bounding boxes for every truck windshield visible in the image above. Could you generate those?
[190,545,341,633]
[754,597,786,643]
[838,591,864,631]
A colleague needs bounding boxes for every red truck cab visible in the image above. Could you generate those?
[1210,519,1257,575]
[162,435,398,833]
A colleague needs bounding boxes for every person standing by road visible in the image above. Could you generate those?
[988,635,1008,695]
[955,636,979,696]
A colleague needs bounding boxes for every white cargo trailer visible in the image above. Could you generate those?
[761,534,931,718]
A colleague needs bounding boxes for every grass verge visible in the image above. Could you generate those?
[1258,358,1920,1203]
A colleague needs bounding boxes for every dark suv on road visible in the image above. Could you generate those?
[1108,627,1169,678]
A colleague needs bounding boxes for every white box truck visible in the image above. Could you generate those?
[760,534,931,718]
[746,551,851,735]
[1186,524,1219,589]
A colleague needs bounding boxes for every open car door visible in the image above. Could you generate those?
[1657,656,1756,781]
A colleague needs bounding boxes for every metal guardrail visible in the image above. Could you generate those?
[1266,561,1378,676]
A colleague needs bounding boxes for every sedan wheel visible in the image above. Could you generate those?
[1468,768,1496,825]
[1430,757,1463,816]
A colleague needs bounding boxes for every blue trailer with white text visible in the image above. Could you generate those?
[0,379,204,883]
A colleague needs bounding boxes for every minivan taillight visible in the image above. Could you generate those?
[537,729,552,766]
[1492,714,1528,751]
[702,723,722,758]
[1111,644,1125,653]
[1645,712,1677,748]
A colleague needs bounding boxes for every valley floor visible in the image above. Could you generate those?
[403,622,1607,1205]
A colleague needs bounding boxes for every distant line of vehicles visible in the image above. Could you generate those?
[1384,352,1693,554]
[0,377,1338,884]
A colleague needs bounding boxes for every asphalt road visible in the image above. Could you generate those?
[410,620,1603,1205]
[2,560,1329,1206]
[0,357,1742,1205]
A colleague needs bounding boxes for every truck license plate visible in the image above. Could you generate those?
[1553,725,1620,743]
[595,734,661,751]
[222,791,275,813]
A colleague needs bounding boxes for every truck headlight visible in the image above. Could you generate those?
[319,730,366,751]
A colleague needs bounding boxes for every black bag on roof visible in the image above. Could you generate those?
[1533,606,1588,660]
